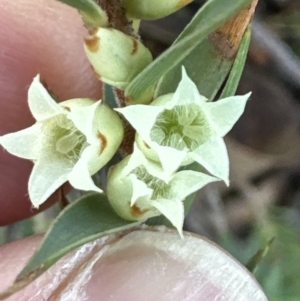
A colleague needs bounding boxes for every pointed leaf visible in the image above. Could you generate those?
[0,193,140,299]
[125,0,253,101]
[155,2,257,100]
[220,28,252,98]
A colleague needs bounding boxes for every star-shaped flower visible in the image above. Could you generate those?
[107,143,218,236]
[0,75,124,207]
[116,68,251,184]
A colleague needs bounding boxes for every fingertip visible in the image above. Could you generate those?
[0,230,267,301]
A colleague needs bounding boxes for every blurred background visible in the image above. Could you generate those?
[1,1,300,300]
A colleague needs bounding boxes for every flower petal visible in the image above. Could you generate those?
[123,142,148,176]
[129,174,153,206]
[165,67,207,109]
[0,123,41,160]
[28,156,72,207]
[67,101,100,144]
[68,145,103,193]
[64,99,123,176]
[204,93,251,137]
[152,143,187,175]
[131,142,172,182]
[28,75,65,121]
[151,198,184,238]
[190,138,230,185]
[116,105,163,144]
[169,170,219,200]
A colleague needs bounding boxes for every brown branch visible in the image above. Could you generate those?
[95,0,136,37]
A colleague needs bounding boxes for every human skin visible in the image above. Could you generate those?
[0,1,267,300]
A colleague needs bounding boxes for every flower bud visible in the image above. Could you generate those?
[107,155,159,222]
[84,28,153,90]
[123,0,193,20]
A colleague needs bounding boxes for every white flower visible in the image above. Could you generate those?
[116,67,251,184]
[107,143,218,236]
[0,75,124,207]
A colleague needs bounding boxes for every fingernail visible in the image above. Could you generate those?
[46,227,267,301]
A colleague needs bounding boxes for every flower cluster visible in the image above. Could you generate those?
[105,68,250,234]
[0,67,249,234]
[0,0,251,235]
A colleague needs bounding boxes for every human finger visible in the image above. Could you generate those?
[0,229,267,301]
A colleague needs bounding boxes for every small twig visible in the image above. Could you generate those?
[94,0,138,155]
[95,0,135,36]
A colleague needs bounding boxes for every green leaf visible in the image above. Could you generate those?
[0,193,139,299]
[125,0,253,101]
[156,9,253,100]
[246,237,275,274]
[18,193,139,278]
[56,0,108,27]
[220,28,252,98]
[155,44,232,101]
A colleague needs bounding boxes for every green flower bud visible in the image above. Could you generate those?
[84,28,153,89]
[0,75,124,207]
[107,143,218,236]
[123,0,193,20]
